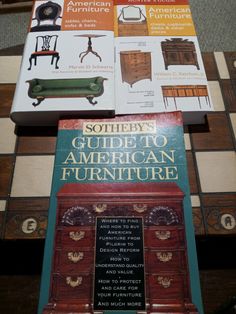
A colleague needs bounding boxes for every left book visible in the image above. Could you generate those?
[10,0,115,126]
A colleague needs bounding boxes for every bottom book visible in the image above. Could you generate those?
[38,112,203,314]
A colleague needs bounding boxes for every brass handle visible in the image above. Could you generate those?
[69,231,85,241]
[156,252,172,262]
[133,204,147,213]
[68,252,84,263]
[66,276,82,288]
[93,204,107,213]
[155,230,171,240]
[157,276,172,288]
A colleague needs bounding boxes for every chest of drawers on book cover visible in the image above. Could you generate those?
[120,50,152,87]
[42,182,198,314]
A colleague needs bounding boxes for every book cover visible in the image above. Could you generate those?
[114,0,214,124]
[11,0,213,126]
[38,112,204,314]
[10,0,115,126]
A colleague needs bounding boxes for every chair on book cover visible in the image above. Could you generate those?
[118,5,148,36]
[30,1,62,32]
[28,35,60,70]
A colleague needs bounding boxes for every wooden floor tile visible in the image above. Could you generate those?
[0,156,14,197]
[186,151,199,194]
[0,84,16,117]
[17,136,56,154]
[4,210,48,239]
[0,212,5,238]
[200,269,236,314]
[190,113,234,150]
[196,151,236,193]
[8,198,50,211]
[201,193,236,207]
[202,52,219,80]
[204,207,236,235]
[221,79,236,112]
[224,52,236,79]
[0,275,40,314]
[192,207,205,236]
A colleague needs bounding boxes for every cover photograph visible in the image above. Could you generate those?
[114,0,214,124]
[38,112,204,314]
[10,0,115,125]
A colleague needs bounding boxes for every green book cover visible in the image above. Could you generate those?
[38,112,203,314]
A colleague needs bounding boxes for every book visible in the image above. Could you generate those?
[114,0,214,124]
[38,112,204,314]
[10,0,213,126]
[10,0,115,125]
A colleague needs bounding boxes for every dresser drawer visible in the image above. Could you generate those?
[144,227,185,248]
[132,66,151,74]
[118,22,148,36]
[147,273,187,300]
[145,249,186,272]
[130,55,151,65]
[56,226,95,248]
[51,273,92,301]
[54,247,94,273]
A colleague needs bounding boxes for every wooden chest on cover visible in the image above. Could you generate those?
[120,50,152,87]
[117,5,148,36]
[42,182,198,314]
[161,38,200,70]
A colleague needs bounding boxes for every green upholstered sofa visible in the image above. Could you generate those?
[26,76,107,106]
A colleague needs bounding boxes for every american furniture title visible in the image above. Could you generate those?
[60,120,179,181]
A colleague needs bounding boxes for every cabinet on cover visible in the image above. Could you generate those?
[161,38,200,70]
[42,182,198,314]
[120,50,152,87]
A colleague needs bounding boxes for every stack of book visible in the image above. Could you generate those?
[10,1,209,313]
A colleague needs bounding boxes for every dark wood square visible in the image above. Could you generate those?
[0,211,6,239]
[189,113,234,150]
[0,156,14,197]
[4,210,48,239]
[224,52,236,79]
[8,197,50,211]
[204,207,236,235]
[202,52,218,80]
[186,151,199,194]
[192,207,205,236]
[201,193,236,207]
[0,84,16,117]
[0,276,40,314]
[16,126,57,154]
[17,136,56,154]
[221,79,236,112]
[200,270,236,314]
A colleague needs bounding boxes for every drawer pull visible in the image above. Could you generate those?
[133,204,147,213]
[93,204,107,213]
[66,276,82,288]
[157,276,172,288]
[68,252,84,263]
[155,230,171,240]
[156,252,172,262]
[69,231,85,241]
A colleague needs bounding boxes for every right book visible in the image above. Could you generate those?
[114,0,214,124]
[38,111,204,314]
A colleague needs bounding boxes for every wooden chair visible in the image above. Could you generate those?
[28,35,60,70]
[30,1,62,32]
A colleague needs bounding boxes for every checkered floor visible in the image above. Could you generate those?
[0,51,236,240]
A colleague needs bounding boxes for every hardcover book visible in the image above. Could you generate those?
[10,0,213,126]
[114,0,214,124]
[38,112,204,314]
[10,0,115,125]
